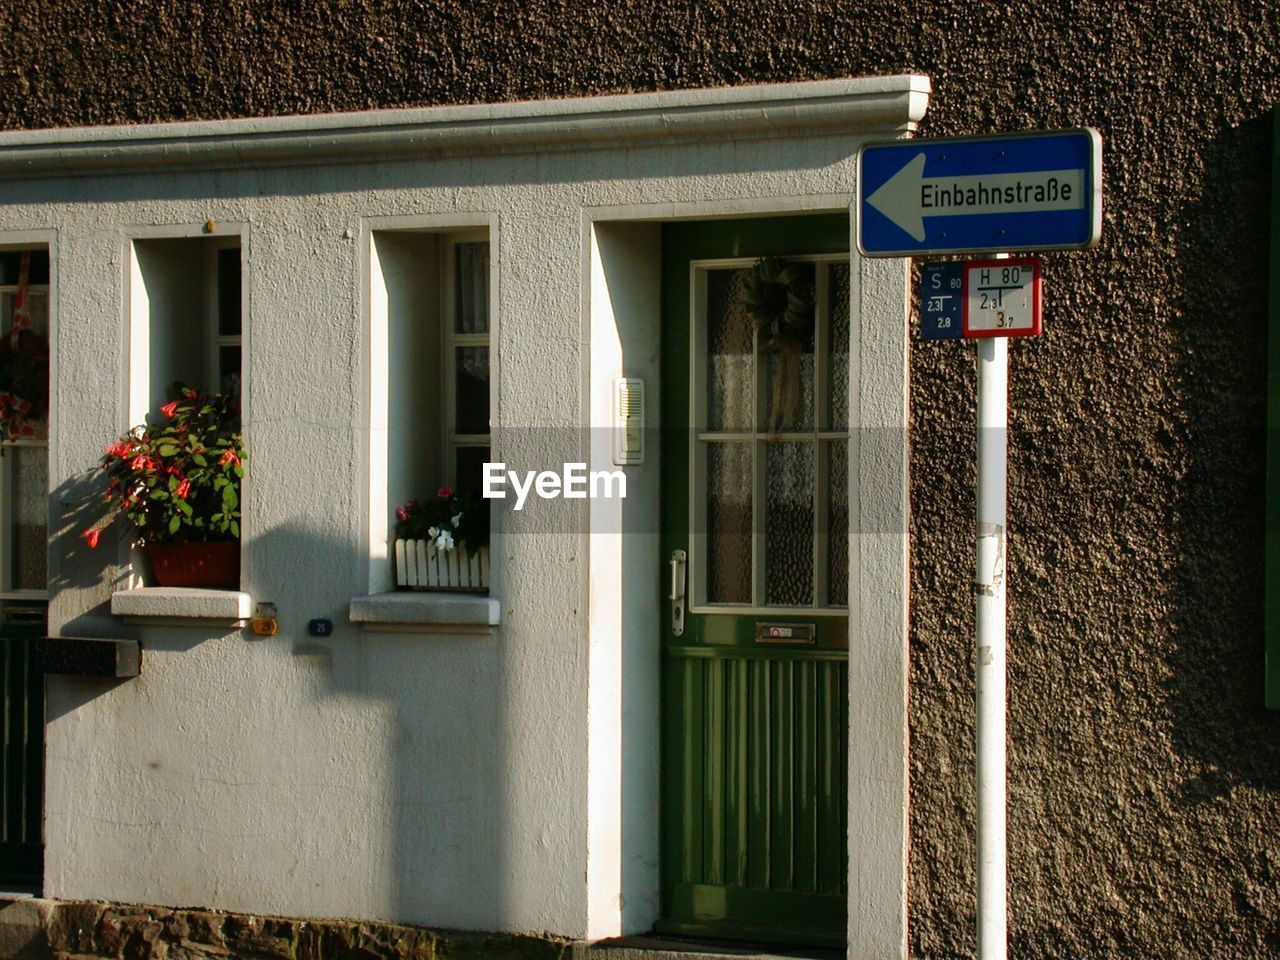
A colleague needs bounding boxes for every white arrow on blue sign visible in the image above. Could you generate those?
[856,128,1102,257]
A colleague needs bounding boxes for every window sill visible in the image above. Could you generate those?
[111,587,253,626]
[349,591,500,635]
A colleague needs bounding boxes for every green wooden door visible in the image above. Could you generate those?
[659,216,851,948]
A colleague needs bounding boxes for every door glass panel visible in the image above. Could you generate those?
[706,441,752,603]
[761,262,815,434]
[827,262,850,431]
[764,441,814,605]
[706,269,754,433]
[827,439,848,607]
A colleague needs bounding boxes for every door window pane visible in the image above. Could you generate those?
[706,269,754,432]
[760,262,815,434]
[707,442,752,603]
[827,262,850,431]
[827,440,848,607]
[764,442,814,605]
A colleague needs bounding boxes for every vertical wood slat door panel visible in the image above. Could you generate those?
[668,652,847,899]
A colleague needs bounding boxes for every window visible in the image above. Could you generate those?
[691,255,849,612]
[367,225,493,595]
[0,250,49,599]
[123,232,244,593]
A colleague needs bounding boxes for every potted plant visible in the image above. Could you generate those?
[82,385,246,588]
[393,488,489,591]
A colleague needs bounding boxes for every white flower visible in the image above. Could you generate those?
[428,526,440,538]
[451,512,464,528]
[435,530,455,551]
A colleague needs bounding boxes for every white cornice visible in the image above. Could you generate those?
[0,75,930,179]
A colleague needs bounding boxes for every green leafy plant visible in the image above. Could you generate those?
[395,487,488,553]
[82,385,246,548]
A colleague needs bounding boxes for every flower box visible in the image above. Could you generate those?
[145,541,240,589]
[394,539,489,592]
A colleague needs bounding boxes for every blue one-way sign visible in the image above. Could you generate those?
[856,128,1102,257]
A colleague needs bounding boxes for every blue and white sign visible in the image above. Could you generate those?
[920,261,964,340]
[857,128,1102,257]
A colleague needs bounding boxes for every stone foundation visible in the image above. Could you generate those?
[2,900,569,960]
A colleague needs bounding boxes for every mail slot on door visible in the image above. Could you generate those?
[755,622,816,645]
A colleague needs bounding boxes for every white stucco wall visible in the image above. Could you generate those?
[0,76,927,951]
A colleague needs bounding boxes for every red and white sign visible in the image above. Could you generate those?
[962,257,1041,338]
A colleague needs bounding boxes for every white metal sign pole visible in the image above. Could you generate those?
[975,332,1008,960]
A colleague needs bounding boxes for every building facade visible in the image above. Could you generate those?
[0,3,1278,959]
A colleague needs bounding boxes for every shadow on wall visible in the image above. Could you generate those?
[243,519,517,931]
[1168,112,1280,796]
[47,469,130,633]
[44,512,517,931]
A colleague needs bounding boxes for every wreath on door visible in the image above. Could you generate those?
[743,256,813,432]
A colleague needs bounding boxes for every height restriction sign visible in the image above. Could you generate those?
[963,258,1041,337]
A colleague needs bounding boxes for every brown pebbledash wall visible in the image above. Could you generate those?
[3,1,1280,957]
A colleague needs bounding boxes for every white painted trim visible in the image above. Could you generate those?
[847,250,912,960]
[0,76,930,178]
[110,586,253,621]
[584,200,918,954]
[348,591,500,627]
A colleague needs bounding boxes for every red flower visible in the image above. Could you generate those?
[81,529,100,549]
[175,478,191,499]
[220,448,241,467]
[104,441,131,459]
[159,400,179,419]
[437,487,452,499]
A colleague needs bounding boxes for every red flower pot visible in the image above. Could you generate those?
[145,541,240,589]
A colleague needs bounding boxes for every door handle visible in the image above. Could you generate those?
[670,549,687,637]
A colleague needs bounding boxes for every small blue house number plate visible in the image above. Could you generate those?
[920,261,964,340]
